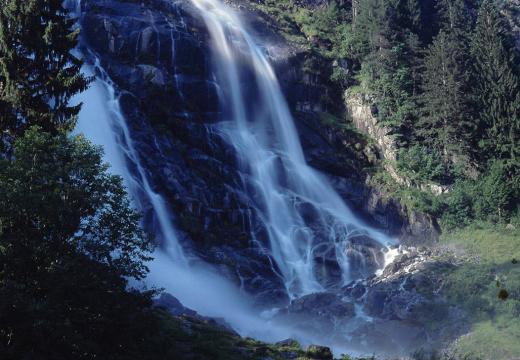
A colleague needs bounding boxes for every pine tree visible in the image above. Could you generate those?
[418,28,476,165]
[436,0,472,34]
[471,0,520,161]
[350,0,390,59]
[349,0,422,145]
[0,0,89,140]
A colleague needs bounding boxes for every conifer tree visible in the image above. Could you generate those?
[0,0,89,140]
[471,0,520,161]
[418,27,476,164]
[436,0,472,34]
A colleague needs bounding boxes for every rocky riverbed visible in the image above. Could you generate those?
[155,244,470,357]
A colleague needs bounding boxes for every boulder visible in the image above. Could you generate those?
[306,345,333,360]
[276,292,355,337]
[154,293,197,316]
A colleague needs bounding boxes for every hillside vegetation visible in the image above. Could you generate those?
[249,0,520,229]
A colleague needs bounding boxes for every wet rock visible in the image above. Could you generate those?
[79,0,442,314]
[79,0,291,301]
[345,235,386,279]
[154,293,197,316]
[342,280,366,299]
[306,345,333,360]
[276,292,355,336]
[348,246,468,350]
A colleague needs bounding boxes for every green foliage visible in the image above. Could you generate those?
[440,181,474,229]
[396,144,445,183]
[294,3,347,50]
[418,29,475,163]
[0,0,89,144]
[0,128,159,359]
[370,168,444,215]
[473,161,516,222]
[440,160,519,227]
[0,127,153,279]
[471,0,520,161]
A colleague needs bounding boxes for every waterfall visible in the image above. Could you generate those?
[67,0,188,266]
[68,0,399,352]
[67,0,310,345]
[190,0,397,298]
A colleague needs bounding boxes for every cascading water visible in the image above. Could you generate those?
[190,0,397,298]
[67,0,317,346]
[69,0,401,353]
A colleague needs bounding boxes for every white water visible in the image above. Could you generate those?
[69,0,400,353]
[67,0,310,347]
[190,0,397,298]
[70,61,319,346]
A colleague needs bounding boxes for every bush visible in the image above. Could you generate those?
[441,181,475,229]
[396,144,445,183]
[474,161,515,223]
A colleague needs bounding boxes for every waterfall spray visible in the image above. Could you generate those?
[190,0,397,298]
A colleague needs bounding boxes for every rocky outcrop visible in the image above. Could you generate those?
[153,293,333,359]
[80,0,290,306]
[361,186,441,246]
[344,246,468,353]
[347,94,398,163]
[346,93,452,196]
[267,246,467,356]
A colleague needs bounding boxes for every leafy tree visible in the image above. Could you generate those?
[0,128,160,359]
[441,180,475,229]
[396,144,445,182]
[0,0,89,144]
[471,0,520,161]
[0,127,153,279]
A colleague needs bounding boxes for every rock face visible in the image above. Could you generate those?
[347,94,399,164]
[79,0,440,308]
[277,292,356,334]
[346,94,451,196]
[154,293,197,317]
[80,0,294,306]
[268,246,467,356]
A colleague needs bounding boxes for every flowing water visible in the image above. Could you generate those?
[69,0,399,352]
[190,0,397,298]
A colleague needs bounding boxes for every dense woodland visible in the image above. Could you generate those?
[258,0,520,228]
[0,0,519,359]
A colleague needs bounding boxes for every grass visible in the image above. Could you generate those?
[440,225,520,360]
[453,321,520,360]
[440,225,520,264]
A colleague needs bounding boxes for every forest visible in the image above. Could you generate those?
[253,0,520,228]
